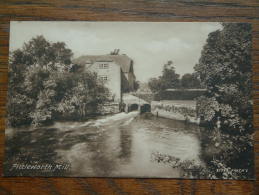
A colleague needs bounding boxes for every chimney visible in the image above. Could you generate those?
[110,49,120,55]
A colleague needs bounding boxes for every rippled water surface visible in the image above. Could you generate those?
[5,112,203,177]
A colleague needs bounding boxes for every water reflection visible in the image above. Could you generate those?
[119,128,132,161]
[5,112,203,177]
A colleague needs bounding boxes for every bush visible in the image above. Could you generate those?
[7,36,109,127]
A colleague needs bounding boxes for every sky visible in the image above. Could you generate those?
[10,21,222,82]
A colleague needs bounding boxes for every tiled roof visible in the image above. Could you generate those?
[73,54,132,73]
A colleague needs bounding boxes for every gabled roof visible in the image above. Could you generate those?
[72,54,132,73]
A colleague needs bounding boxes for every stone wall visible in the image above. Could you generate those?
[151,101,200,124]
[100,102,120,114]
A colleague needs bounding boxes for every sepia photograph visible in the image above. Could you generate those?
[4,21,255,179]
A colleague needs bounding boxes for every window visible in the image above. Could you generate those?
[99,63,109,69]
[99,75,108,81]
[103,64,109,68]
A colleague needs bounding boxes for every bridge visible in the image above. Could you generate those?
[122,94,151,114]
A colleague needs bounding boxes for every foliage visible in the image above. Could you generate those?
[133,80,140,91]
[148,61,201,99]
[148,77,162,93]
[195,23,254,179]
[8,36,109,127]
[200,127,254,179]
[181,73,201,89]
[21,36,72,66]
[57,72,109,120]
[195,23,253,134]
[151,152,205,178]
[148,61,180,94]
[160,61,181,89]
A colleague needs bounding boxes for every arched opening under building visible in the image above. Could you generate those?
[128,104,139,112]
[140,104,151,114]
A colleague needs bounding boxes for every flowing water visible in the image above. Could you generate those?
[5,111,204,178]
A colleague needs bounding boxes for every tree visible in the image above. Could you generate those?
[195,23,253,179]
[181,73,201,89]
[195,23,252,134]
[133,80,140,92]
[160,61,180,89]
[57,72,109,120]
[20,35,72,67]
[148,78,161,93]
[148,61,180,93]
[8,36,109,127]
[8,50,34,126]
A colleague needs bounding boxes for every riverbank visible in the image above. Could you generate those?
[151,100,200,124]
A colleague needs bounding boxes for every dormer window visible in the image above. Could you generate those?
[99,63,109,69]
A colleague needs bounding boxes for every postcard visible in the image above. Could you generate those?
[4,21,255,179]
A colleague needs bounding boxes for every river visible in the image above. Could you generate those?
[5,111,204,178]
